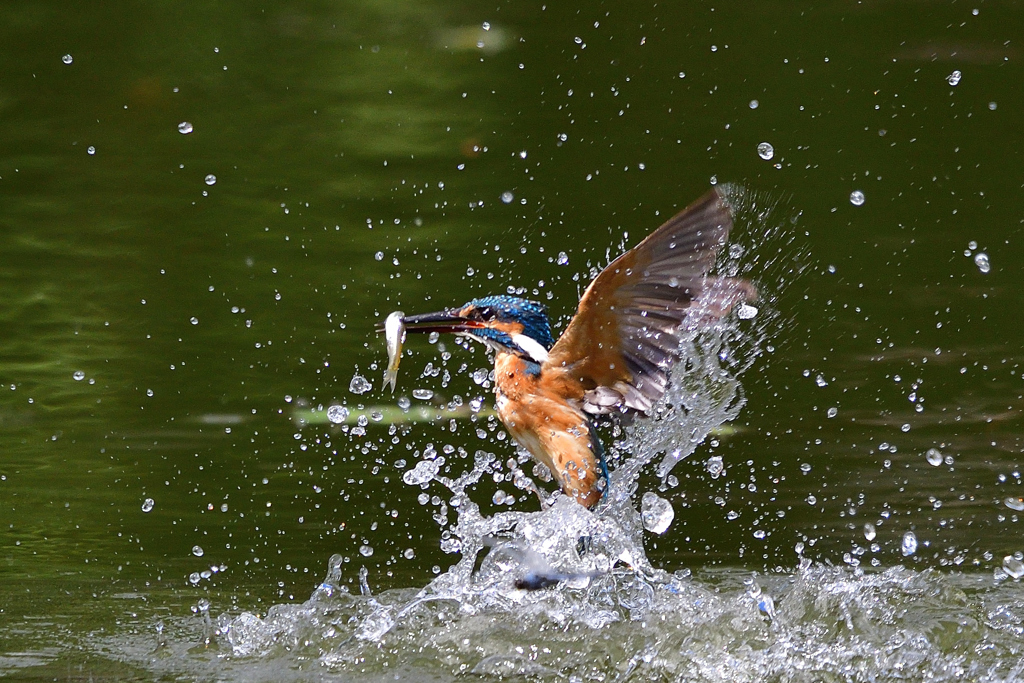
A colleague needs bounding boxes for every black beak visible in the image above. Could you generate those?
[375,310,480,335]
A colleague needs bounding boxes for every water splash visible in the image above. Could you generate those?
[203,183,791,663]
[640,492,674,534]
[902,531,918,556]
[974,252,991,273]
[103,560,1024,682]
[95,187,1024,682]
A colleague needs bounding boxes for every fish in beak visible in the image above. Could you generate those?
[377,309,484,392]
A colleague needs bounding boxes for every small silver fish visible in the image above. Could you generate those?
[383,311,406,393]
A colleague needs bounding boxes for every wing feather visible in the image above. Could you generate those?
[544,187,755,415]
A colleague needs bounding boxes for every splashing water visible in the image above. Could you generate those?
[108,559,1024,682]
[902,531,918,556]
[94,186,1024,681]
[974,252,991,273]
[640,492,674,533]
[186,185,787,666]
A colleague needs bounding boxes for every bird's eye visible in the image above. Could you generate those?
[477,307,495,321]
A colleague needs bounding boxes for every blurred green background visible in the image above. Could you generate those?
[1,0,1023,675]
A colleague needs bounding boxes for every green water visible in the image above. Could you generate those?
[2,0,1024,680]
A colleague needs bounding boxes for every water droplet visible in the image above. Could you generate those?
[397,396,411,410]
[946,70,962,86]
[863,523,876,541]
[500,191,514,204]
[826,407,838,418]
[87,146,96,156]
[925,448,943,467]
[492,490,507,505]
[141,498,155,513]
[756,142,774,160]
[192,545,205,557]
[736,304,758,320]
[146,388,154,397]
[706,455,724,479]
[204,174,217,186]
[806,494,817,505]
[190,316,199,325]
[359,545,374,557]
[974,252,990,273]
[815,374,828,387]
[849,190,865,206]
[62,54,73,65]
[412,388,434,400]
[901,423,911,433]
[641,492,675,534]
[178,121,194,134]
[1004,555,1024,579]
[326,405,349,424]
[1005,496,1024,512]
[403,459,439,486]
[753,529,766,539]
[72,370,86,381]
[988,101,997,111]
[189,572,201,585]
[901,531,918,556]
[556,251,569,266]
[749,99,759,109]
[404,548,415,559]
[349,374,372,395]
[968,240,978,250]
[800,463,811,473]
[220,503,228,512]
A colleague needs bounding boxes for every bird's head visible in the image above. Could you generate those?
[397,295,554,363]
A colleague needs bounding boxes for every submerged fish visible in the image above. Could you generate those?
[383,311,406,393]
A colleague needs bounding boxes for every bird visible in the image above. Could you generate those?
[385,187,755,508]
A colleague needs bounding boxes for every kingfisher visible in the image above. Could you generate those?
[385,188,755,508]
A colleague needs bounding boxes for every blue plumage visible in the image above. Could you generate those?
[465,296,555,349]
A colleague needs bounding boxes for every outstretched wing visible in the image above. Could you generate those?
[543,188,756,414]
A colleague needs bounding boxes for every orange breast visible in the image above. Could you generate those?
[493,353,604,507]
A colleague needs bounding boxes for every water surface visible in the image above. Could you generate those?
[2,0,1024,680]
